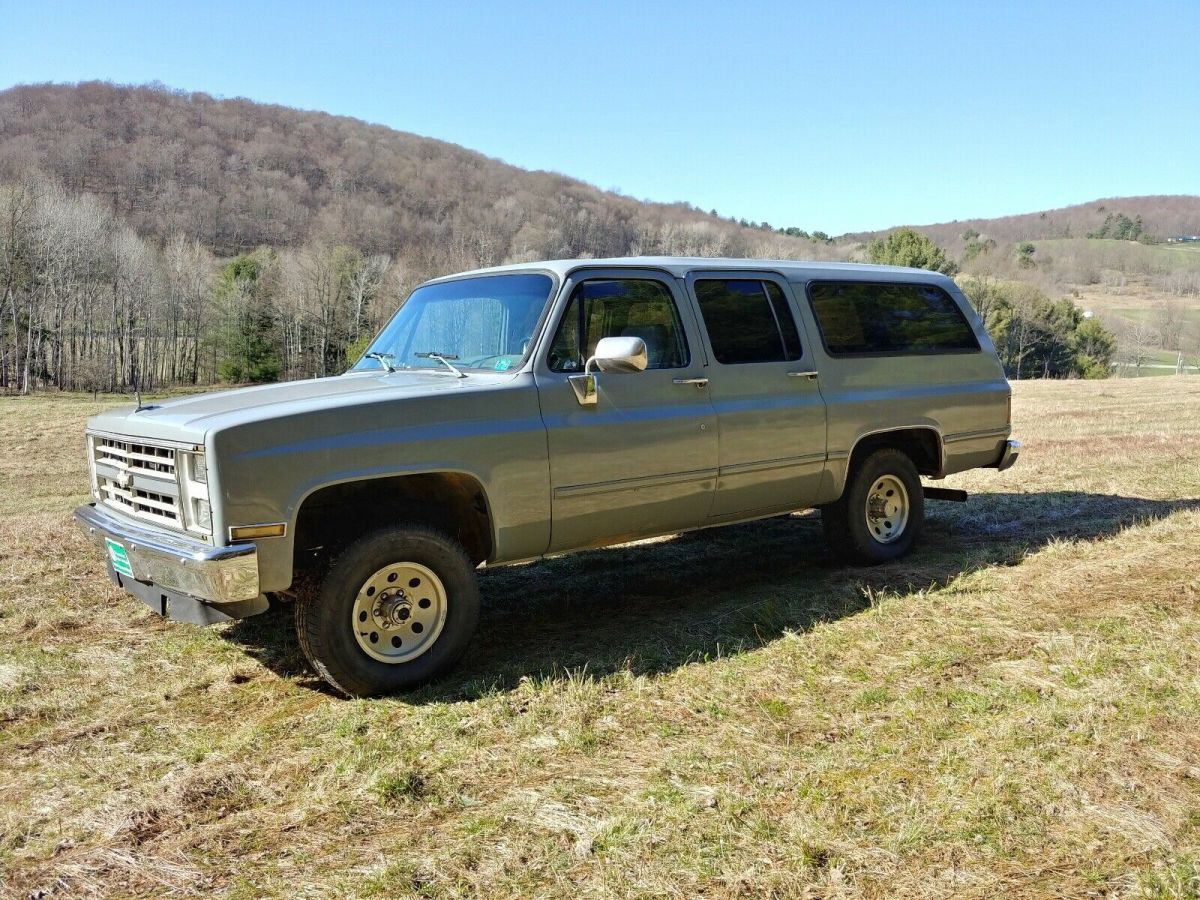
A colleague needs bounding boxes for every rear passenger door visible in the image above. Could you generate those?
[685,272,828,519]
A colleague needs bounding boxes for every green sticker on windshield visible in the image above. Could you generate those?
[494,358,512,371]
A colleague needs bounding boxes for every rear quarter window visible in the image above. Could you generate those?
[807,281,979,355]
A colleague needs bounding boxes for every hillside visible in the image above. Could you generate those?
[847,195,1200,248]
[4,82,1197,270]
[0,81,843,392]
[0,81,829,267]
[0,80,1196,393]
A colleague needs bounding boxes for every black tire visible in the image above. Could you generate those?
[295,525,480,697]
[822,448,924,565]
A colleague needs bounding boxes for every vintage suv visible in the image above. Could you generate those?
[76,258,1019,696]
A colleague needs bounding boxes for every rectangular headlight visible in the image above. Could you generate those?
[193,498,212,531]
[188,452,207,484]
[179,450,212,535]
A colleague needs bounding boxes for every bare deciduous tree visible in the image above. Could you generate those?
[1119,322,1160,376]
[1152,300,1186,351]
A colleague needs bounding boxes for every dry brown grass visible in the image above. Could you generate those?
[2,378,1200,898]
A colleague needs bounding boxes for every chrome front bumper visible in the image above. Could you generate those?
[74,503,259,605]
[995,438,1021,472]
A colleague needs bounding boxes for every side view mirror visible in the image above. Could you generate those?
[588,336,648,374]
[568,336,648,406]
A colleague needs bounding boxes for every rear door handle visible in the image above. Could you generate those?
[672,377,709,387]
[787,371,819,380]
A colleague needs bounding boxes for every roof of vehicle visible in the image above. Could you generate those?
[427,256,954,284]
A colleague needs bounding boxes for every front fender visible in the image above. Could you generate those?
[208,385,551,592]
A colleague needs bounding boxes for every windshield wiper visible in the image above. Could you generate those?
[364,351,395,373]
[414,351,467,378]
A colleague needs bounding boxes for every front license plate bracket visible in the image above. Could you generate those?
[105,538,135,578]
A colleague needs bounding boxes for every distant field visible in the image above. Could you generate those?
[1111,348,1200,377]
[1055,276,1200,345]
[3,380,1200,898]
[1026,239,1200,334]
[1108,306,1200,324]
[1032,238,1200,273]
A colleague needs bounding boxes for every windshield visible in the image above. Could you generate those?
[351,273,554,374]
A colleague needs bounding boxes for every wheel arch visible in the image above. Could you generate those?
[291,470,495,575]
[844,426,944,485]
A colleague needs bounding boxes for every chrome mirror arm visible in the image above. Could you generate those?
[569,369,599,407]
[568,338,646,407]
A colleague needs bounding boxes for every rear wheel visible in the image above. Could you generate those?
[295,525,480,697]
[822,448,924,565]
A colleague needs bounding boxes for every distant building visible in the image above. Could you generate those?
[1165,235,1200,243]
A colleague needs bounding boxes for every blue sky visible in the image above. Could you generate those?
[2,0,1197,234]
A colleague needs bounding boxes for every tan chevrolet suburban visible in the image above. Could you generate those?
[76,258,1019,696]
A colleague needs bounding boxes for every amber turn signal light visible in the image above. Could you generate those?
[228,523,287,541]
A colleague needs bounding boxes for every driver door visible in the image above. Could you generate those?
[534,270,718,553]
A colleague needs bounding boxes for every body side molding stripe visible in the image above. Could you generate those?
[554,467,718,499]
[555,451,831,499]
[943,426,1010,443]
[718,452,827,477]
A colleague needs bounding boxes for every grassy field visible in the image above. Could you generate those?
[1030,238,1200,277]
[1024,239,1200,344]
[1111,349,1200,378]
[2,379,1200,898]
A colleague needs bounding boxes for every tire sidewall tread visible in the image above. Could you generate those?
[823,448,924,565]
[295,525,480,697]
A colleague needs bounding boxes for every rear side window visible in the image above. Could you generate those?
[694,279,802,364]
[547,278,689,372]
[807,281,979,355]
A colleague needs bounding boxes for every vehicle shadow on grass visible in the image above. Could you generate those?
[224,491,1200,701]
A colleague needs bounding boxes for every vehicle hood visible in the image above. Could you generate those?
[86,371,509,443]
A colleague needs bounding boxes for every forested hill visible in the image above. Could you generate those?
[0,81,825,270]
[4,82,1195,270]
[0,81,1193,394]
[0,81,838,394]
[847,195,1200,250]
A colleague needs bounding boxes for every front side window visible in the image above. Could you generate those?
[695,279,803,364]
[547,278,689,372]
[808,281,979,355]
[352,273,553,373]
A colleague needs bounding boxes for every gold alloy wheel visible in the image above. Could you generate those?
[864,474,910,544]
[350,561,448,663]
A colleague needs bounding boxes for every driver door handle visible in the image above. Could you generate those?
[787,370,819,380]
[672,377,709,387]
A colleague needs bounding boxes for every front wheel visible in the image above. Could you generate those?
[822,448,924,565]
[295,525,480,697]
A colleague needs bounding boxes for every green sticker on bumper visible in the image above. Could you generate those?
[106,538,134,577]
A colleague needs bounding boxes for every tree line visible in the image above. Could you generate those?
[0,172,837,394]
[0,177,402,392]
[0,83,848,393]
[4,82,1171,391]
[1,185,1125,394]
[958,277,1116,379]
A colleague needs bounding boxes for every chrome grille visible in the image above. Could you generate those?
[91,435,183,530]
[97,481,181,528]
[95,437,177,478]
